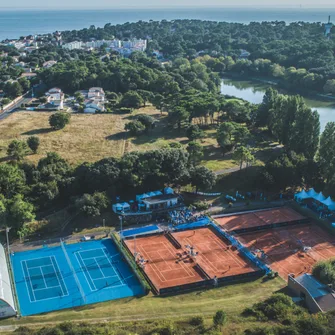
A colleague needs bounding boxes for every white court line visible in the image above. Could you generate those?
[21,256,70,303]
[75,247,106,257]
[82,253,120,261]
[26,265,52,270]
[210,235,245,266]
[75,251,97,291]
[163,241,196,278]
[39,267,48,288]
[92,274,119,281]
[93,257,108,278]
[21,260,36,303]
[25,256,54,263]
[102,248,125,286]
[34,285,61,291]
[137,245,167,282]
[50,256,69,296]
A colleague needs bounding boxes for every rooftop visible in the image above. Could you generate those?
[142,193,178,204]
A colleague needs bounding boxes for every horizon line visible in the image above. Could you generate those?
[1,5,335,10]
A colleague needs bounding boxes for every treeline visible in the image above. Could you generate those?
[199,55,335,94]
[254,88,335,194]
[39,52,220,95]
[312,259,335,286]
[58,20,335,92]
[1,148,216,238]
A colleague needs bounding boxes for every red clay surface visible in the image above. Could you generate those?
[216,207,305,232]
[173,228,258,278]
[125,227,258,291]
[237,224,335,279]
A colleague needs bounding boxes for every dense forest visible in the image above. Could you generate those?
[58,20,335,93]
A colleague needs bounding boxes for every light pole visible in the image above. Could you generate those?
[5,227,11,255]
[119,214,123,248]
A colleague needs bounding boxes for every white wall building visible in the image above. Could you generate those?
[0,244,16,319]
[87,87,105,101]
[62,41,83,50]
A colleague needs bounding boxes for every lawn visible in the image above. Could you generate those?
[0,277,284,328]
[0,108,240,171]
[0,108,279,171]
[0,111,126,165]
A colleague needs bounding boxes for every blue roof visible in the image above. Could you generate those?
[295,274,329,298]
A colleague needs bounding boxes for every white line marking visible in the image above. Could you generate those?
[50,256,68,296]
[75,251,97,291]
[21,260,35,303]
[102,248,124,285]
[39,267,48,288]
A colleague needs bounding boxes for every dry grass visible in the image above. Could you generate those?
[0,108,253,172]
[0,277,284,327]
[0,111,126,165]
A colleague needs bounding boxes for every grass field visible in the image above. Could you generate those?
[0,108,238,170]
[0,111,126,165]
[0,277,284,329]
[0,108,277,171]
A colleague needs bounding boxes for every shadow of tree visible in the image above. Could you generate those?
[22,128,53,136]
[105,131,126,141]
[0,156,12,163]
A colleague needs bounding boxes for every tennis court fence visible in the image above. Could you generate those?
[60,240,86,303]
[210,223,271,274]
[110,233,151,294]
[195,263,211,280]
[231,218,311,234]
[165,232,182,249]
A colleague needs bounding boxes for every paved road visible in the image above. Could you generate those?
[0,94,32,121]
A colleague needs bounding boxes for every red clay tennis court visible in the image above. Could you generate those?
[124,227,259,293]
[216,207,305,232]
[173,228,258,278]
[236,223,335,279]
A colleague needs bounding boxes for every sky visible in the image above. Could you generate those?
[3,0,335,9]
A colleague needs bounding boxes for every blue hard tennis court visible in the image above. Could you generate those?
[11,239,145,316]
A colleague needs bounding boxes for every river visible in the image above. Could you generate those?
[221,78,335,132]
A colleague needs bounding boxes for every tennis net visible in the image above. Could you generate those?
[60,240,86,303]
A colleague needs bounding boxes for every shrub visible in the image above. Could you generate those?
[125,120,146,135]
[213,310,226,329]
[253,294,296,322]
[7,139,29,161]
[193,201,210,211]
[312,259,335,285]
[27,136,40,154]
[49,112,71,130]
[189,316,205,327]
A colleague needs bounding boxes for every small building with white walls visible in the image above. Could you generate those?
[0,244,16,319]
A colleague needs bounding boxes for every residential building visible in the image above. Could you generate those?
[19,72,37,80]
[87,87,105,101]
[288,274,335,313]
[62,41,83,50]
[45,87,64,110]
[43,60,57,68]
[84,100,105,113]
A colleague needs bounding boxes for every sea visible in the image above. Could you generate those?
[1,7,335,41]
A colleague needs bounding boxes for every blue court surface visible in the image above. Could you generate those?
[121,224,160,237]
[170,217,211,231]
[11,239,144,316]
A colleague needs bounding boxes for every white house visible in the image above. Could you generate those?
[43,60,57,68]
[88,87,105,101]
[45,88,64,110]
[84,100,105,113]
[46,87,63,101]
